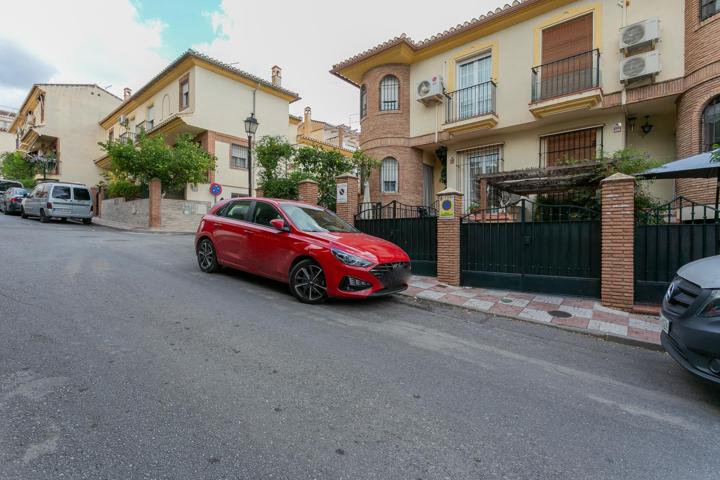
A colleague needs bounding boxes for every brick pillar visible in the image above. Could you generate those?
[336,174,359,226]
[148,178,161,228]
[601,173,635,311]
[298,179,319,205]
[255,186,264,198]
[91,186,104,217]
[436,188,463,286]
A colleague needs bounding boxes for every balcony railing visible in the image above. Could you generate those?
[531,49,600,102]
[136,120,154,134]
[445,81,496,124]
[118,131,137,143]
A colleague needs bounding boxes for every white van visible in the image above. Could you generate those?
[22,182,94,224]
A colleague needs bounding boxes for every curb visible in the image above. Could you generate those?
[393,294,664,352]
[92,219,195,235]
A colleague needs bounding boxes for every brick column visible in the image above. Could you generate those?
[601,173,635,311]
[336,174,359,226]
[298,179,319,205]
[436,189,463,286]
[148,178,162,228]
[91,186,104,217]
[255,186,264,198]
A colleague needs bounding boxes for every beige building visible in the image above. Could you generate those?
[293,106,359,156]
[8,84,121,186]
[97,50,300,201]
[0,110,16,155]
[332,0,720,209]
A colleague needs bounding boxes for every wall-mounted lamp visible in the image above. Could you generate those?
[641,116,654,135]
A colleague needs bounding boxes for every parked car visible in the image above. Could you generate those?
[22,182,94,224]
[1,187,29,214]
[661,255,720,385]
[0,179,23,205]
[195,198,411,304]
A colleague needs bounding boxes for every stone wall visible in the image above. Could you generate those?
[101,197,211,232]
[101,198,150,229]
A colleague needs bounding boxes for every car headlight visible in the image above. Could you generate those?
[331,248,372,268]
[700,290,720,318]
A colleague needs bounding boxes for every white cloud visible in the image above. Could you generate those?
[0,0,169,108]
[194,0,505,128]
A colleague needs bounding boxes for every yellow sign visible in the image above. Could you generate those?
[439,197,454,219]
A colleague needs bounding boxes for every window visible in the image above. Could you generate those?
[457,145,502,211]
[179,77,190,110]
[702,96,720,152]
[51,186,71,200]
[146,105,154,130]
[252,202,283,227]
[108,129,114,142]
[701,0,720,20]
[221,200,251,221]
[456,54,493,120]
[380,157,399,193]
[360,85,368,118]
[280,203,357,233]
[230,193,248,198]
[230,144,248,169]
[540,127,603,167]
[379,75,399,111]
[73,188,91,201]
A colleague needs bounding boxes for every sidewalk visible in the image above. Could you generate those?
[400,276,662,347]
[92,217,194,234]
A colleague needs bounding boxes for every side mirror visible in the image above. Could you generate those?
[270,218,289,231]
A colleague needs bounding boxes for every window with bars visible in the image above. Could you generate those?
[230,144,248,169]
[457,145,502,211]
[380,157,399,193]
[701,0,720,20]
[360,85,368,118]
[702,96,720,152]
[540,127,603,168]
[379,75,399,111]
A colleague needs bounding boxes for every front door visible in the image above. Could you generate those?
[245,201,294,280]
[457,54,492,119]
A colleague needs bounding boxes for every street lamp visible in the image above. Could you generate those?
[244,113,259,195]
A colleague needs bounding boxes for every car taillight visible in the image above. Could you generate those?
[12,197,21,203]
[700,293,720,317]
[46,202,53,209]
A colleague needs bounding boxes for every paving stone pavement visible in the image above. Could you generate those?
[401,275,662,346]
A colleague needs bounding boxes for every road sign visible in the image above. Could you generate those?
[336,183,348,204]
[210,183,222,196]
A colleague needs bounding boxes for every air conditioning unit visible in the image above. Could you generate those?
[620,18,660,50]
[416,75,444,106]
[620,51,661,82]
[118,115,127,126]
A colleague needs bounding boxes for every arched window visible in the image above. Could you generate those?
[702,96,720,152]
[360,85,367,118]
[379,75,400,111]
[380,157,398,193]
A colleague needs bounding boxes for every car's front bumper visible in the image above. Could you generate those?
[662,330,720,385]
[325,261,411,299]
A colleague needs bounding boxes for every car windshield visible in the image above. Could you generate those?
[280,204,358,233]
[13,189,28,196]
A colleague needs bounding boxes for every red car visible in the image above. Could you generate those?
[194,198,411,303]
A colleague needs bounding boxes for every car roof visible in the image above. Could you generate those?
[39,182,89,187]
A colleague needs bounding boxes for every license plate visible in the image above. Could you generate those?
[660,314,671,334]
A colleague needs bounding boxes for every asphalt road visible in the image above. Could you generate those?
[1,213,719,480]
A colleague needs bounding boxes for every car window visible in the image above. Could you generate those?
[280,203,358,233]
[252,202,282,227]
[52,186,71,200]
[0,180,22,192]
[220,200,251,221]
[73,188,91,201]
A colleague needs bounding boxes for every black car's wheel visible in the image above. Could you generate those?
[82,218,92,225]
[60,217,67,223]
[20,208,28,219]
[196,238,220,273]
[289,259,328,304]
[3,205,9,215]
[39,209,50,223]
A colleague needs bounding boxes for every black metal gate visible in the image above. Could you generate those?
[461,199,601,297]
[354,201,437,276]
[635,197,720,304]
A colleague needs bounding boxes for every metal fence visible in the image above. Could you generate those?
[635,196,720,304]
[445,81,496,124]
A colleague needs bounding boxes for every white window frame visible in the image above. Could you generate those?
[380,157,399,193]
[230,144,248,169]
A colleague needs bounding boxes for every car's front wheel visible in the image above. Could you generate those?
[289,259,328,304]
[196,238,220,273]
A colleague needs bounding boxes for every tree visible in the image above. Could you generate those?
[100,133,216,193]
[0,151,37,188]
[351,150,380,195]
[294,146,355,210]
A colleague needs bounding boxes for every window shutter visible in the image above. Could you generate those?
[541,13,593,64]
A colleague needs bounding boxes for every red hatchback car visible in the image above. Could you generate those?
[195,198,411,303]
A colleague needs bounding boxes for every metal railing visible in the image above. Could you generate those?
[118,131,137,143]
[531,49,600,102]
[355,200,438,220]
[445,81,496,124]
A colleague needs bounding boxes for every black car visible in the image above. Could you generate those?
[661,255,720,385]
[1,187,29,214]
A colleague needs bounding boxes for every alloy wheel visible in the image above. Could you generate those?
[293,264,327,302]
[197,240,215,271]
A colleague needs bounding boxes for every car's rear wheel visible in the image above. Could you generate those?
[82,218,92,225]
[39,209,49,223]
[196,238,220,273]
[289,259,327,304]
[3,206,9,215]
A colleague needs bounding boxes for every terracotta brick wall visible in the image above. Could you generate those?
[335,174,359,226]
[436,191,463,286]
[685,0,720,75]
[149,178,162,228]
[359,64,426,206]
[298,179,319,205]
[600,174,635,311]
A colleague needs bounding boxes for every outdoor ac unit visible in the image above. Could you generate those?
[620,51,661,82]
[620,18,660,50]
[118,115,127,126]
[416,75,444,106]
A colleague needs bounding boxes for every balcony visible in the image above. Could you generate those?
[529,49,602,118]
[118,131,137,143]
[443,81,498,134]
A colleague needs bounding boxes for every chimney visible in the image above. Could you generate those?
[337,126,344,149]
[123,87,132,101]
[303,106,312,136]
[271,65,282,87]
